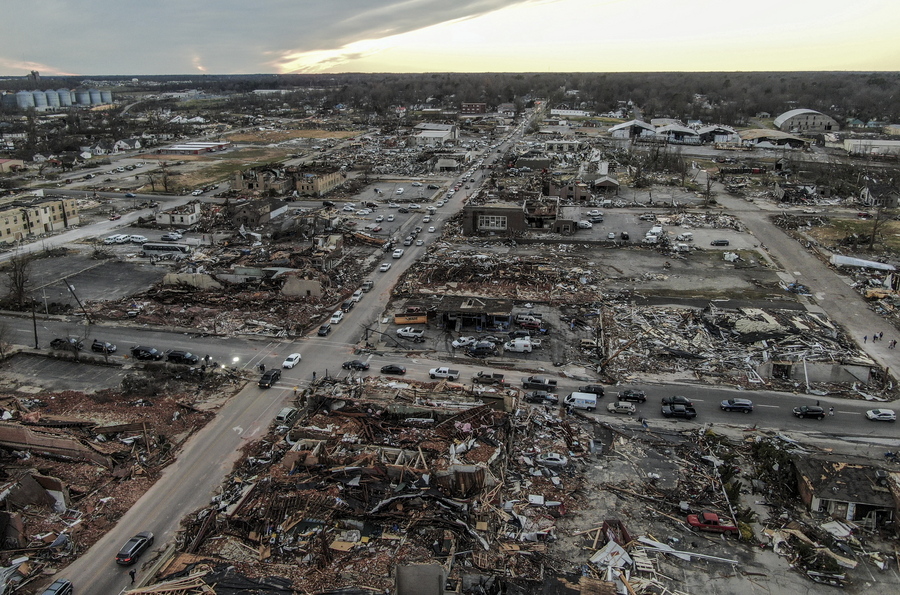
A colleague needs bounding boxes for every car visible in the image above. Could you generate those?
[414,226,423,234]
[710,239,730,246]
[191,189,203,196]
[115,531,154,565]
[397,327,425,339]
[436,200,445,207]
[386,214,395,222]
[467,341,497,356]
[165,350,200,365]
[536,452,568,466]
[866,409,896,422]
[411,181,422,187]
[422,216,431,223]
[721,398,754,413]
[398,208,410,213]
[388,203,400,208]
[403,236,413,246]
[50,337,83,351]
[617,389,647,403]
[508,330,531,339]
[380,364,407,375]
[590,215,604,223]
[342,205,355,212]
[428,226,436,233]
[317,324,332,337]
[409,204,421,210]
[342,359,370,371]
[661,396,693,407]
[588,210,603,217]
[109,213,122,220]
[130,346,163,360]
[124,192,136,198]
[523,390,558,405]
[577,220,593,229]
[452,336,477,348]
[91,339,117,354]
[282,353,302,368]
[392,248,404,258]
[607,401,637,415]
[330,310,344,324]
[258,369,281,388]
[621,232,630,240]
[159,233,182,241]
[379,262,392,272]
[103,235,122,244]
[427,184,439,189]
[416,239,424,246]
[115,234,130,244]
[519,320,544,331]
[792,405,825,420]
[39,578,73,595]
[129,235,148,244]
[607,232,616,240]
[396,188,404,194]
[578,385,605,397]
[375,215,384,222]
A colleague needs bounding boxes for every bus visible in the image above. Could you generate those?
[141,243,192,258]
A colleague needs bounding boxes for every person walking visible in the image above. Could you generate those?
[864,335,868,343]
[829,407,835,416]
[312,371,316,381]
[129,569,136,584]
[879,331,884,340]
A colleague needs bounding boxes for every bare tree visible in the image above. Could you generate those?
[0,321,10,357]
[4,254,33,310]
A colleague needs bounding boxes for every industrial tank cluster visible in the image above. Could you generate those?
[1,88,113,110]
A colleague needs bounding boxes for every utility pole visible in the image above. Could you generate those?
[31,304,38,349]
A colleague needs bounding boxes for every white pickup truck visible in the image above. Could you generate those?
[429,367,460,380]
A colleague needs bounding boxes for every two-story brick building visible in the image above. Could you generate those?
[0,196,80,244]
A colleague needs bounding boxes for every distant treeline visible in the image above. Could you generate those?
[2,72,898,125]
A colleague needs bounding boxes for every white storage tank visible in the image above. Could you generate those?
[88,89,101,104]
[45,90,60,107]
[75,89,91,105]
[57,89,72,106]
[100,90,112,103]
[32,90,48,108]
[15,90,35,109]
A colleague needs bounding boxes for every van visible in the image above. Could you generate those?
[647,226,664,237]
[351,289,363,303]
[361,280,374,292]
[275,407,299,426]
[503,338,533,353]
[564,392,598,411]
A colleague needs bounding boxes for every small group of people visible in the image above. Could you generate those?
[864,331,886,343]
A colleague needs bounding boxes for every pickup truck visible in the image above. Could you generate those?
[522,376,558,391]
[686,511,739,535]
[472,371,505,385]
[661,404,697,419]
[429,367,460,380]
[396,327,425,339]
[661,396,693,407]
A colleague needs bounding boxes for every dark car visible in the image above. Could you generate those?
[508,330,531,339]
[131,346,164,360]
[468,341,497,357]
[793,405,825,420]
[91,339,117,354]
[322,200,336,207]
[721,398,754,413]
[258,369,281,388]
[398,207,410,213]
[523,390,559,405]
[621,232,630,240]
[427,184,440,189]
[341,300,354,312]
[342,360,370,371]
[578,385,605,397]
[124,192,136,198]
[317,324,332,336]
[39,579,72,595]
[662,395,693,407]
[165,350,200,365]
[710,239,730,246]
[50,337,83,352]
[115,531,154,565]
[617,389,647,403]
[380,364,407,375]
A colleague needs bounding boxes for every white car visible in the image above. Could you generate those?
[451,336,477,349]
[342,205,355,212]
[428,226,436,233]
[396,188,404,194]
[588,210,603,217]
[577,221,592,229]
[411,182,422,187]
[129,235,148,244]
[388,203,400,208]
[607,232,616,240]
[866,409,896,422]
[409,204,421,210]
[282,353,302,369]
[379,262,392,272]
[416,239,424,246]
[436,201,445,207]
[392,248,404,258]
[330,310,344,324]
[191,189,203,196]
[375,215,384,222]
[422,216,431,223]
[386,214,395,222]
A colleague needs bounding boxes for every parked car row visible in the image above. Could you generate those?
[129,345,200,365]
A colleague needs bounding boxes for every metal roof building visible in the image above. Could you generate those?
[773,109,839,133]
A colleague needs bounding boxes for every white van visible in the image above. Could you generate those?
[351,289,363,303]
[330,310,344,324]
[565,392,598,411]
[503,338,533,353]
[647,226,664,237]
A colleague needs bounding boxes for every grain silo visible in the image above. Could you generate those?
[57,89,72,106]
[32,90,48,109]
[88,89,101,104]
[75,89,91,105]
[100,90,112,104]
[45,90,60,107]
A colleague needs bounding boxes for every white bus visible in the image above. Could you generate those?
[141,243,192,258]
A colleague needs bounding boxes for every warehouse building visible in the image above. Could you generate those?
[774,109,839,133]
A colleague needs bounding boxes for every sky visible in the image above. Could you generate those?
[2,0,898,76]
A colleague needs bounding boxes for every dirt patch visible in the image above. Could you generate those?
[806,217,900,256]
